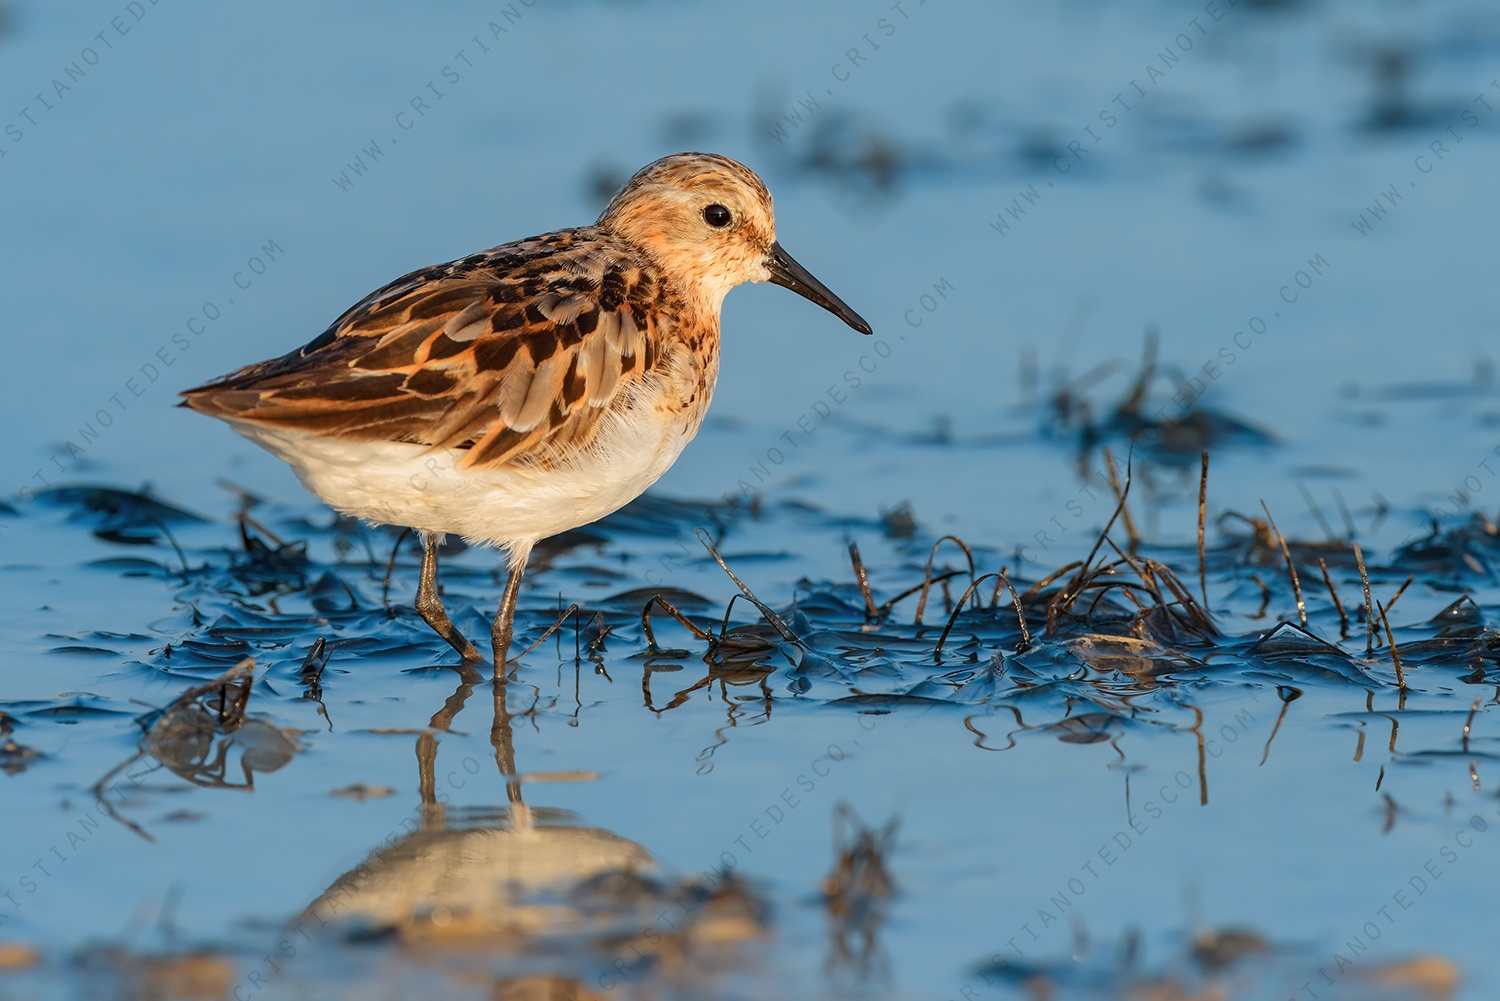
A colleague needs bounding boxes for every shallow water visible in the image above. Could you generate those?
[3,1,1500,998]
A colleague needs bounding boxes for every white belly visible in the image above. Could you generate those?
[227,405,698,553]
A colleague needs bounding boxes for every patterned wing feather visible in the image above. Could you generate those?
[178,232,672,471]
[181,232,669,470]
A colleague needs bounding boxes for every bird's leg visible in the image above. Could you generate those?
[415,531,481,662]
[491,545,532,670]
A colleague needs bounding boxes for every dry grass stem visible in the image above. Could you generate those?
[1384,574,1415,617]
[914,536,977,625]
[514,603,582,660]
[1259,501,1306,628]
[1354,543,1376,655]
[1021,561,1082,601]
[848,542,879,619]
[876,570,966,618]
[999,569,1032,652]
[1198,451,1209,610]
[696,528,798,642]
[1316,558,1349,638]
[934,573,1007,660]
[1377,600,1405,690]
[642,593,713,649]
[1053,458,1135,624]
[1104,449,1140,550]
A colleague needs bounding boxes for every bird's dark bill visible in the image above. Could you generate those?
[765,242,872,335]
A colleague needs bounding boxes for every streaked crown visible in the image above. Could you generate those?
[597,152,777,310]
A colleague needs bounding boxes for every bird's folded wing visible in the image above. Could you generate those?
[181,245,668,470]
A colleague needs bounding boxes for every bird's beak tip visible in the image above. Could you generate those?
[765,242,872,337]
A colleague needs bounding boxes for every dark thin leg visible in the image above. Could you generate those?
[490,545,532,669]
[415,531,481,662]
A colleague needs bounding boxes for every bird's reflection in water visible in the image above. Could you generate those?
[302,664,766,993]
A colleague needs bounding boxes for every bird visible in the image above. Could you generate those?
[181,152,871,667]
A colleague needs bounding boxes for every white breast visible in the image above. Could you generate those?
[228,400,699,554]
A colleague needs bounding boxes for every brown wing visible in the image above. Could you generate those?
[181,230,674,469]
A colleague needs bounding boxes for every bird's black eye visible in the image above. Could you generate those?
[703,203,732,228]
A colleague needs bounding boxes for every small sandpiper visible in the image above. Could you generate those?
[182,152,871,667]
